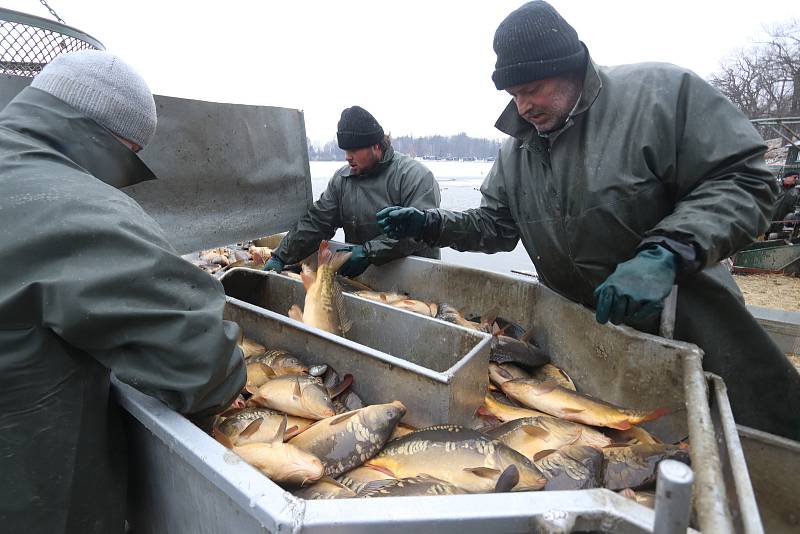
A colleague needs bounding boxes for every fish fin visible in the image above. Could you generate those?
[269,415,288,443]
[258,362,276,377]
[619,488,637,500]
[333,279,352,334]
[487,383,498,391]
[480,307,500,328]
[561,407,585,414]
[318,240,333,266]
[240,417,264,439]
[639,407,670,423]
[529,381,561,395]
[533,449,558,462]
[300,269,315,291]
[327,374,353,399]
[284,425,301,440]
[219,406,243,418]
[292,378,302,400]
[608,421,632,430]
[494,465,520,493]
[519,327,536,344]
[288,304,304,322]
[521,425,550,439]
[329,251,352,273]
[429,303,438,317]
[213,426,235,449]
[321,476,352,490]
[492,365,514,380]
[328,411,359,426]
[244,384,260,396]
[363,463,397,478]
[357,479,396,496]
[604,442,633,448]
[463,467,501,479]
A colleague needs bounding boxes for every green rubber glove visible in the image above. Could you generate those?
[593,245,678,325]
[376,206,426,239]
[263,257,284,272]
[338,245,371,278]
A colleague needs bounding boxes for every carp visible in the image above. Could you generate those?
[355,290,409,305]
[529,363,576,391]
[249,375,336,420]
[238,336,267,360]
[501,380,667,430]
[248,245,272,265]
[619,488,656,508]
[393,299,438,317]
[215,407,312,445]
[602,444,691,490]
[250,349,309,376]
[218,417,324,487]
[477,393,549,423]
[245,361,275,388]
[366,425,547,493]
[533,445,604,491]
[337,465,397,494]
[603,425,663,446]
[294,477,357,500]
[358,475,469,498]
[489,334,550,368]
[488,362,531,387]
[484,416,608,459]
[298,241,352,335]
[435,303,483,330]
[289,401,406,478]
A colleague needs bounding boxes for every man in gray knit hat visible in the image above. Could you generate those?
[378,0,800,440]
[266,105,440,278]
[0,50,245,533]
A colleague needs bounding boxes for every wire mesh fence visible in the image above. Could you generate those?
[0,7,103,77]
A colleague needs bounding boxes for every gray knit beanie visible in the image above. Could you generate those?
[492,1,586,90]
[31,50,157,147]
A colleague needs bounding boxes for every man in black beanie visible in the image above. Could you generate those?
[378,0,800,441]
[266,106,440,277]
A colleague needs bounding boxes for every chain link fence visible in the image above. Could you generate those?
[0,7,103,78]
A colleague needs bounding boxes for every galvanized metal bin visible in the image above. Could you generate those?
[115,257,763,533]
[220,274,491,428]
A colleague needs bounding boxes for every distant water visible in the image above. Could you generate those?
[309,160,535,275]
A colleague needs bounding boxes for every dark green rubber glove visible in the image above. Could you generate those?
[376,206,426,239]
[338,245,371,278]
[593,245,678,325]
[263,256,284,272]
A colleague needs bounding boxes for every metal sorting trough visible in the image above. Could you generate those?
[116,257,762,533]
[219,269,491,428]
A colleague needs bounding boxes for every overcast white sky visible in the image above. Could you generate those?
[3,0,798,144]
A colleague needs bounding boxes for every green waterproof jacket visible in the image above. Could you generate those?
[424,54,800,439]
[0,87,246,533]
[273,146,441,265]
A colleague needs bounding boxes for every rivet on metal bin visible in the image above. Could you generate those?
[653,459,694,534]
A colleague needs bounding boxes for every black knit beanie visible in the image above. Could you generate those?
[337,106,384,150]
[492,1,586,90]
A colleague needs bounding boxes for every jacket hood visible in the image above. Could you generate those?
[0,86,156,188]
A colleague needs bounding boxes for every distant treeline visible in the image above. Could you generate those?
[308,133,504,161]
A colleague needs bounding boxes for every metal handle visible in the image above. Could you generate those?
[653,459,694,534]
[659,285,679,339]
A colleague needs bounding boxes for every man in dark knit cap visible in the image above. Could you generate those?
[377,1,800,440]
[266,106,440,277]
[0,51,245,533]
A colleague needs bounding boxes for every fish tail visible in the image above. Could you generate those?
[329,251,352,273]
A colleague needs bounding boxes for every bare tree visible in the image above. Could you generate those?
[710,19,799,119]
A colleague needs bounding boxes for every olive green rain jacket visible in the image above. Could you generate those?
[0,87,246,533]
[425,55,800,439]
[273,146,441,265]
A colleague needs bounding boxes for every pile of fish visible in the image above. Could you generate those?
[190,244,274,275]
[201,239,689,506]
[207,325,687,504]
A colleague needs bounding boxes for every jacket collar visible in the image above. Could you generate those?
[341,144,395,178]
[494,45,603,143]
[0,86,156,188]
